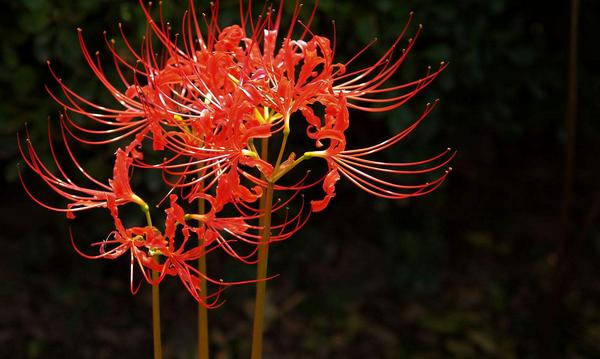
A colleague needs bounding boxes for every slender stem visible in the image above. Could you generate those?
[542,0,579,356]
[250,138,273,359]
[273,132,289,171]
[152,263,162,359]
[251,181,274,359]
[197,195,209,359]
[190,128,209,359]
[561,0,579,235]
[144,209,163,359]
[271,152,311,183]
[260,134,270,165]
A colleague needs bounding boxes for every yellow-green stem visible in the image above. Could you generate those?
[250,138,272,359]
[251,181,274,359]
[152,263,162,359]
[197,195,209,359]
[144,209,162,359]
[273,124,289,172]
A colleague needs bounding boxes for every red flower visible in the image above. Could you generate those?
[18,121,145,219]
[305,101,456,212]
[21,0,453,304]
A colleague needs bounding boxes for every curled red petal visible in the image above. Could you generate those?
[311,165,340,212]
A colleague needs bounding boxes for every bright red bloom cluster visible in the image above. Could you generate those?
[19,0,453,306]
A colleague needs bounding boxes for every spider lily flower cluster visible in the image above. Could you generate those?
[19,0,453,306]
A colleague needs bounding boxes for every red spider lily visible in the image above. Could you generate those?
[181,189,311,263]
[305,101,456,212]
[18,122,146,219]
[69,200,164,292]
[21,0,453,306]
[46,0,451,200]
[70,205,225,305]
[70,194,261,306]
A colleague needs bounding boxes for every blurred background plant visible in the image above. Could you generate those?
[1,0,599,357]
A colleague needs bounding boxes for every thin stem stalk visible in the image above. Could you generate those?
[542,0,580,355]
[197,195,209,359]
[251,182,274,359]
[250,138,273,359]
[144,209,163,359]
[152,265,162,359]
[273,127,289,172]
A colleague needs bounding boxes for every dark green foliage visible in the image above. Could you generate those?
[1,0,599,357]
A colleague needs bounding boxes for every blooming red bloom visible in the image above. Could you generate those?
[70,194,235,306]
[21,0,453,303]
[305,100,455,212]
[18,121,145,219]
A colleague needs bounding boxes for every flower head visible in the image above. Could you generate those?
[20,0,453,303]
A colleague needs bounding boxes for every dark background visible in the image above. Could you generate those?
[1,0,599,358]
